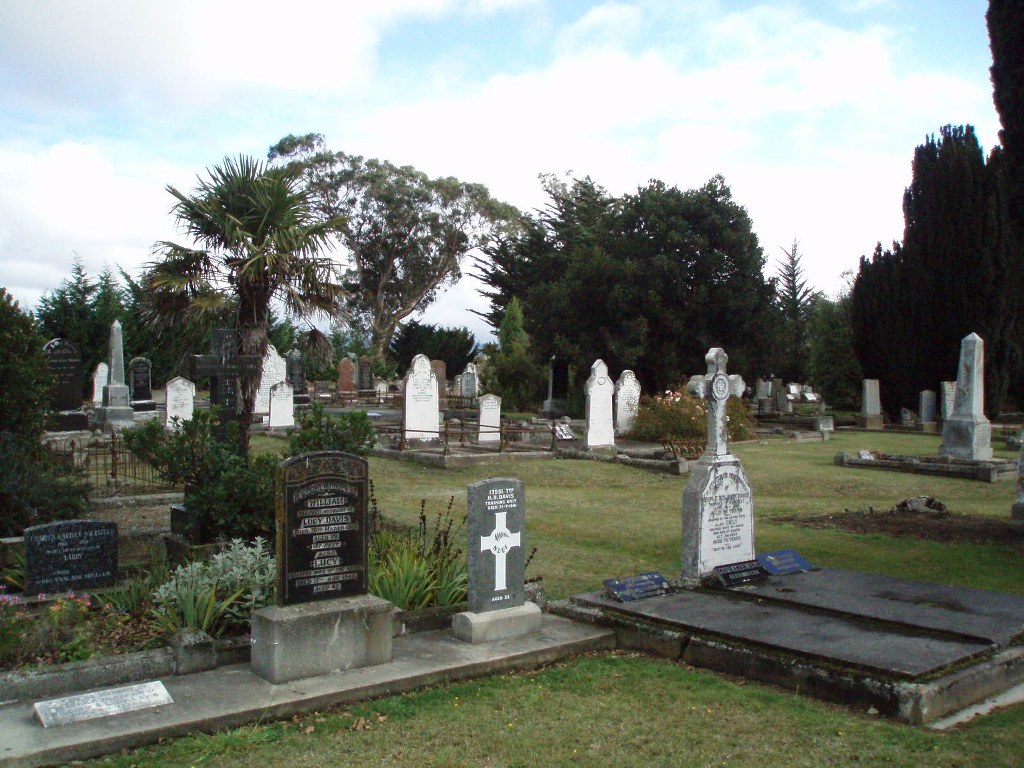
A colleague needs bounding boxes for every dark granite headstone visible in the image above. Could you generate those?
[604,572,670,602]
[357,356,374,391]
[467,477,526,613]
[191,329,261,435]
[43,338,85,428]
[275,451,368,606]
[286,346,309,406]
[714,559,770,588]
[128,357,156,411]
[24,520,118,594]
[756,549,815,575]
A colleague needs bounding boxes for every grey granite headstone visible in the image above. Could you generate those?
[94,321,134,428]
[941,332,992,460]
[858,379,882,429]
[682,348,753,581]
[478,394,501,443]
[164,376,195,429]
[34,681,172,727]
[615,370,641,435]
[358,356,374,391]
[275,451,368,605]
[460,362,479,399]
[919,390,937,425]
[467,478,526,613]
[24,520,118,594]
[755,378,771,399]
[585,359,615,448]
[404,354,440,442]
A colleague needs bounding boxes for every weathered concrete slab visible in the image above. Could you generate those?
[573,590,992,678]
[0,615,613,768]
[738,568,1024,646]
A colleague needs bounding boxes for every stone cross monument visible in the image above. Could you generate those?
[681,348,754,582]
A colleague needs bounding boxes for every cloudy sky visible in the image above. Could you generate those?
[0,0,1001,342]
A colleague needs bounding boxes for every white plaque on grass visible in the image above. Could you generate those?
[34,681,173,727]
[254,345,287,415]
[164,376,195,429]
[269,381,294,427]
[404,354,440,441]
[478,394,501,442]
[585,359,614,448]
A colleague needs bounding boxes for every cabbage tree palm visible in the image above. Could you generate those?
[144,155,343,458]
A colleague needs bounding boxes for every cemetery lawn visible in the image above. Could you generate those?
[79,431,1024,766]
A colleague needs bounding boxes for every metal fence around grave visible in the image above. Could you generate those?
[377,419,558,453]
[46,434,182,498]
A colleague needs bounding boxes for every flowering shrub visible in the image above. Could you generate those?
[629,388,754,444]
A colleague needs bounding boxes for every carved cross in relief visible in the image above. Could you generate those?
[703,347,745,457]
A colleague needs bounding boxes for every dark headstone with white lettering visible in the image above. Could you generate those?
[129,357,156,411]
[192,329,261,437]
[43,338,87,429]
[467,477,526,613]
[286,346,309,406]
[24,520,118,594]
[604,572,670,602]
[275,451,368,606]
[714,559,770,588]
[358,356,374,391]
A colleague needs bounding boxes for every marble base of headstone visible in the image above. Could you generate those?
[857,415,884,430]
[942,415,993,461]
[250,594,394,684]
[451,601,542,644]
[681,455,755,582]
[95,383,135,428]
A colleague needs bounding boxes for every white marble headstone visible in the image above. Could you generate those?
[269,381,294,427]
[861,379,881,416]
[91,363,109,406]
[164,376,195,429]
[585,360,615,448]
[255,345,287,415]
[404,354,440,441]
[460,363,479,399]
[478,393,501,443]
[941,333,992,460]
[614,370,641,435]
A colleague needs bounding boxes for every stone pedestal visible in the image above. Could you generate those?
[251,594,394,684]
[452,601,541,644]
[942,416,993,461]
[858,415,884,430]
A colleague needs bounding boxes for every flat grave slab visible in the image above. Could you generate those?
[573,589,992,678]
[737,568,1024,646]
[33,681,172,728]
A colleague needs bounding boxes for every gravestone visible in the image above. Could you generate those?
[585,359,615,448]
[687,375,706,399]
[430,360,448,409]
[460,362,479,399]
[129,357,156,412]
[900,407,915,427]
[34,681,173,728]
[314,380,332,400]
[286,345,309,407]
[357,355,374,391]
[403,354,440,442]
[269,381,294,428]
[90,363,108,407]
[1012,431,1024,521]
[755,378,772,400]
[814,413,834,433]
[681,348,753,582]
[478,393,501,443]
[43,338,87,430]
[542,357,569,416]
[336,357,356,394]
[23,520,118,594]
[940,381,957,422]
[255,345,287,416]
[453,477,540,643]
[251,451,392,684]
[774,382,792,414]
[94,321,135,429]
[191,329,261,433]
[858,379,883,429]
[941,333,992,460]
[164,376,195,429]
[615,370,641,435]
[919,390,937,431]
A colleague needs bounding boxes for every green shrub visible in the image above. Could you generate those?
[0,432,91,538]
[287,402,375,455]
[629,388,754,444]
[0,288,51,441]
[123,411,276,542]
[150,538,276,637]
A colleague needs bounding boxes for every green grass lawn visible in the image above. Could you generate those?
[82,431,1024,767]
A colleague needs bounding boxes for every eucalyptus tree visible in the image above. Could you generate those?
[143,155,343,458]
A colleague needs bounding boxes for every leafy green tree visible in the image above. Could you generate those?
[269,134,519,359]
[0,288,52,440]
[143,155,343,458]
[478,175,776,392]
[481,298,545,411]
[388,321,478,377]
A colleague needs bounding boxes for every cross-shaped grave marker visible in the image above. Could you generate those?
[702,347,745,457]
[480,511,521,592]
[191,329,262,434]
